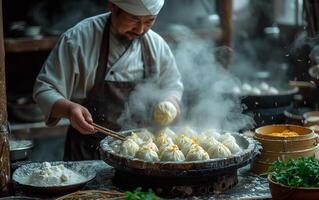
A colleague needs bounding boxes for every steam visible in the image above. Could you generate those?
[169,25,254,131]
[118,25,254,132]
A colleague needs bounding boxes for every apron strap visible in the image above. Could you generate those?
[141,35,157,79]
[87,15,112,98]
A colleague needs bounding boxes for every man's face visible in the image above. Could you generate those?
[110,4,157,41]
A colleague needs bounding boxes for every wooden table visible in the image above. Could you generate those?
[11,160,272,200]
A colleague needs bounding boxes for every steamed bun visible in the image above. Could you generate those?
[222,138,241,154]
[135,146,159,162]
[153,101,177,126]
[120,139,139,157]
[126,133,144,145]
[186,144,209,161]
[207,143,231,158]
[154,132,174,148]
[140,139,159,153]
[199,136,220,151]
[160,144,185,161]
[134,129,155,142]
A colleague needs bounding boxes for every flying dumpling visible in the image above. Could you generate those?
[120,139,139,157]
[153,101,177,126]
[160,144,185,161]
[186,144,209,161]
[135,146,159,162]
[207,143,231,158]
[222,138,241,154]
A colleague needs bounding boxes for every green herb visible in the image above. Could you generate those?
[267,156,319,187]
[124,187,160,200]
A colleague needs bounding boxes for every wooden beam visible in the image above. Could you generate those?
[216,0,233,67]
[0,0,11,194]
[0,0,7,124]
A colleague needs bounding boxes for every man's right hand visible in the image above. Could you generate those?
[68,103,95,134]
[51,99,95,134]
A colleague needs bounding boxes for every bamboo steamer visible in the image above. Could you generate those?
[251,124,319,174]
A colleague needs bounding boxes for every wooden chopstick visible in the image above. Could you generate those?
[92,123,126,141]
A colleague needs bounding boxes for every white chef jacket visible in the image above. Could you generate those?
[33,13,183,126]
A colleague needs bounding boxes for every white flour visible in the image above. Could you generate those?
[27,162,86,186]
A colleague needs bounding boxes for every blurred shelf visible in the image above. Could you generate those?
[5,36,59,53]
[10,118,69,131]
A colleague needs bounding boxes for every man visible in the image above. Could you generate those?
[33,0,184,161]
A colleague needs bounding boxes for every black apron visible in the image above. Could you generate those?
[63,15,154,161]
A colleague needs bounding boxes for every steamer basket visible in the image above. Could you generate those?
[252,124,319,174]
[100,129,260,177]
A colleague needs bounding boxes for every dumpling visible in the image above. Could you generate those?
[207,143,231,158]
[158,143,175,157]
[176,134,197,155]
[120,139,139,157]
[160,144,185,161]
[135,146,159,162]
[156,127,177,139]
[175,134,192,149]
[268,87,279,94]
[199,136,220,151]
[201,129,221,141]
[140,139,159,153]
[134,129,155,142]
[251,87,261,95]
[153,101,177,126]
[178,126,198,138]
[126,133,144,145]
[242,83,252,93]
[154,132,174,148]
[186,144,209,161]
[218,132,236,143]
[260,82,270,91]
[222,138,241,154]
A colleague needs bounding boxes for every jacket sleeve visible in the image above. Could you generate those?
[158,40,184,103]
[33,34,79,126]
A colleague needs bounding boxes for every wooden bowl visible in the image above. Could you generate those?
[268,174,319,200]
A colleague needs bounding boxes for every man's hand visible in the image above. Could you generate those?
[68,103,95,134]
[153,101,177,126]
[51,99,95,134]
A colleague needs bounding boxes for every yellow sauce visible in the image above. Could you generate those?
[261,129,299,137]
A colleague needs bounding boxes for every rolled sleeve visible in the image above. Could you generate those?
[33,33,79,126]
[35,91,65,126]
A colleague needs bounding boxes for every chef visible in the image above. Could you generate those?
[33,0,184,161]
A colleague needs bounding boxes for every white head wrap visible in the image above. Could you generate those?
[109,0,164,16]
